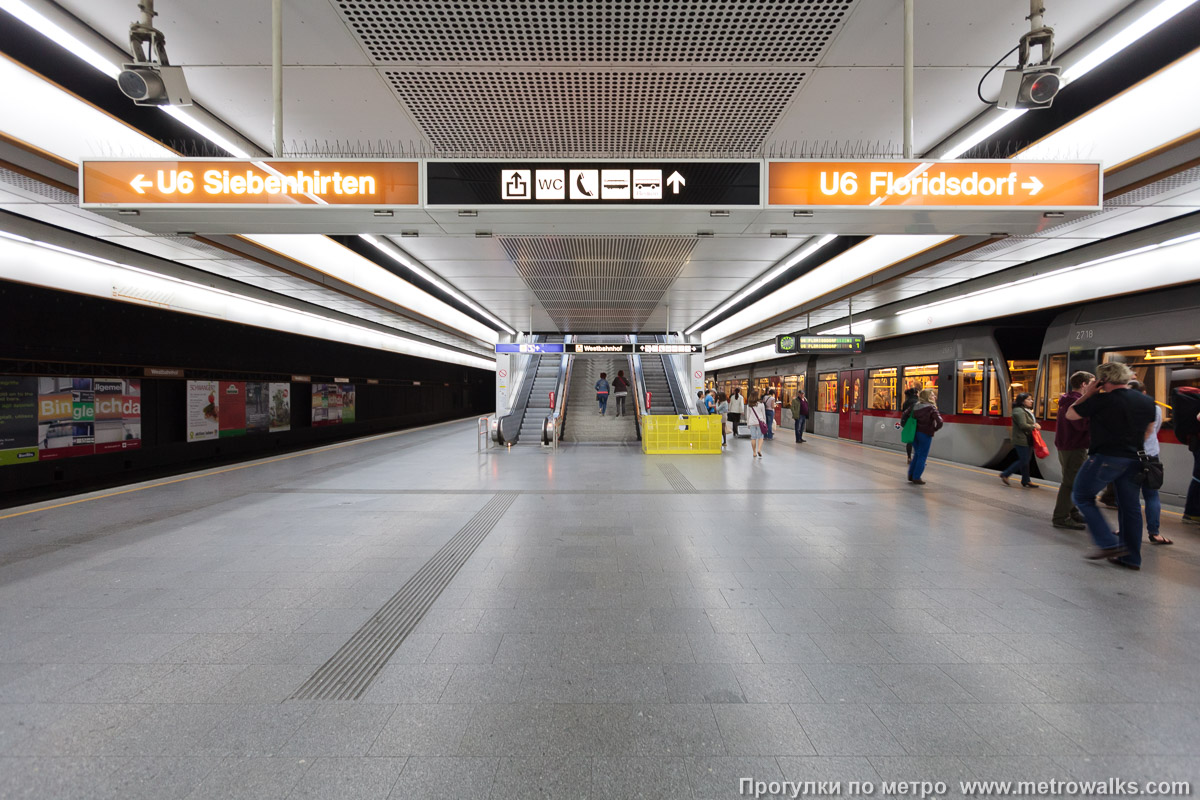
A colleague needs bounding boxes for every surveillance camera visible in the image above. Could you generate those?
[117,63,192,107]
[996,64,1062,110]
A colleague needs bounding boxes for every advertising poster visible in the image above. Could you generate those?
[37,377,95,460]
[311,383,340,427]
[218,381,247,438]
[341,385,356,424]
[186,380,219,442]
[245,382,270,435]
[268,383,291,432]
[0,376,38,465]
[93,378,142,454]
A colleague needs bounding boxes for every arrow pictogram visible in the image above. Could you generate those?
[1021,175,1043,195]
[129,174,153,194]
[666,171,685,194]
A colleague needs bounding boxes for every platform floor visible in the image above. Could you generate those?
[1,418,1198,799]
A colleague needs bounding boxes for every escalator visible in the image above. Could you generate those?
[638,350,680,415]
[514,336,565,445]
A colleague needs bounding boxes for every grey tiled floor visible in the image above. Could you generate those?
[2,419,1199,798]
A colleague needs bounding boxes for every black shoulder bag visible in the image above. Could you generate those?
[1131,450,1164,491]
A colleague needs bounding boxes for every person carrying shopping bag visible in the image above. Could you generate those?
[999,392,1041,488]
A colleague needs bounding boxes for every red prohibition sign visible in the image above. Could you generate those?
[498,369,508,378]
[694,370,703,379]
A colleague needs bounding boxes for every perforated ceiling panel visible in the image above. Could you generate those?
[335,1,854,63]
[501,236,695,330]
[386,70,804,154]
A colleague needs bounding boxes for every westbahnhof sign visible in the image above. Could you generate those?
[767,160,1101,208]
[495,342,704,355]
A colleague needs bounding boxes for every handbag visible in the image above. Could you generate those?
[751,407,768,435]
[900,415,916,444]
[1131,451,1164,490]
[1031,428,1049,459]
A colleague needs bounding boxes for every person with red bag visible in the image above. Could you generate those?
[999,392,1041,488]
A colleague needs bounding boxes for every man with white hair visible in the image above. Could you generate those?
[1066,361,1158,570]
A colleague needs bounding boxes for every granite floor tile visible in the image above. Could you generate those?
[277,703,394,756]
[730,663,823,704]
[369,704,473,757]
[286,757,405,800]
[665,663,747,704]
[490,755,592,800]
[182,755,310,800]
[712,703,816,756]
[591,757,692,800]
[791,704,906,757]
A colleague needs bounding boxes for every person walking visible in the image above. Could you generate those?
[791,390,809,443]
[747,390,767,458]
[1051,371,1093,530]
[612,370,630,417]
[763,389,776,439]
[716,391,729,448]
[900,387,919,463]
[902,388,942,485]
[728,388,744,434]
[1129,381,1171,545]
[999,392,1041,488]
[595,372,610,416]
[1174,386,1200,525]
[1066,362,1157,569]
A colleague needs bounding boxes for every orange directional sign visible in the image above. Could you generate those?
[81,160,419,206]
[768,160,1101,208]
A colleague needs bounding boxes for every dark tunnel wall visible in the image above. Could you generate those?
[0,280,494,504]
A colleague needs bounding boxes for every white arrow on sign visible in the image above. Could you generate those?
[129,174,153,194]
[666,171,685,194]
[1021,175,1043,196]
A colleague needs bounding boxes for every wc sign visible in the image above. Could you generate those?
[502,169,566,200]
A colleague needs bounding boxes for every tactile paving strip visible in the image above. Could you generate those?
[289,490,519,701]
[657,463,698,494]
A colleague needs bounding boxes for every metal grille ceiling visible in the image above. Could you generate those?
[384,70,806,155]
[0,166,77,204]
[334,1,854,63]
[501,236,695,331]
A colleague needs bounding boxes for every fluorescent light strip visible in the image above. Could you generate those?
[684,235,834,335]
[0,0,120,78]
[0,233,495,370]
[359,234,516,335]
[162,106,253,159]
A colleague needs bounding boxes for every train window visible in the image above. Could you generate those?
[1103,345,1200,428]
[1007,360,1039,409]
[818,372,838,412]
[957,361,985,415]
[780,374,804,408]
[987,360,1002,415]
[867,367,897,410]
[1042,354,1068,419]
[902,364,938,395]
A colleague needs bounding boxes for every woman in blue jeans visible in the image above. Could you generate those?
[999,392,1040,488]
[902,389,942,484]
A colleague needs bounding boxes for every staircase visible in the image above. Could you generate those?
[563,357,638,444]
[515,336,564,445]
[639,353,679,414]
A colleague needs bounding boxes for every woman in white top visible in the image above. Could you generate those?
[746,390,766,458]
[1131,381,1171,545]
[727,388,745,433]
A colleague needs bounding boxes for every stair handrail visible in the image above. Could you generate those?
[629,334,648,439]
[543,334,572,446]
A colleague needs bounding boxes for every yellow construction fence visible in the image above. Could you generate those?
[641,414,723,454]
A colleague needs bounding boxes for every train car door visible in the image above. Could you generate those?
[838,369,865,441]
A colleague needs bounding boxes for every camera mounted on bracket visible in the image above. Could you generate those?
[117,0,192,106]
[996,0,1062,110]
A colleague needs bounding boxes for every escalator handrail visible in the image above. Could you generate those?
[496,335,540,444]
[657,334,691,414]
[543,335,572,444]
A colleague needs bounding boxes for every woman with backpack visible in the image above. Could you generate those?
[999,392,1041,489]
[612,370,630,417]
[902,389,942,484]
[595,372,610,416]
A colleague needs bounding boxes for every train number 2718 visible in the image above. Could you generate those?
[1074,329,1094,340]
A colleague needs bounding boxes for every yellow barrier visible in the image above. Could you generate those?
[641,414,723,454]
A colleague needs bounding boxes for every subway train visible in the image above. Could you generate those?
[709,285,1200,506]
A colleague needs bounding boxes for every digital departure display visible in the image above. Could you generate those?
[774,334,865,354]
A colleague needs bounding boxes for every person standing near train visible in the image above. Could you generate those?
[1129,380,1171,546]
[727,387,745,434]
[1050,371,1093,530]
[1174,386,1200,525]
[903,389,942,485]
[900,387,919,464]
[1067,362,1157,569]
[791,390,809,443]
[999,392,1041,488]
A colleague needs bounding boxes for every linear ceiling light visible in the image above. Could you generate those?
[683,235,834,336]
[359,235,516,335]
[0,232,495,370]
[935,0,1200,160]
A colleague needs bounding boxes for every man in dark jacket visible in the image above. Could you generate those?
[790,391,809,443]
[1051,371,1093,530]
[1067,362,1157,569]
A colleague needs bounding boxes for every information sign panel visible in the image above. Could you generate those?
[428,161,760,206]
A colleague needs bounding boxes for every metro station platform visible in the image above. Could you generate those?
[1,419,1198,799]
